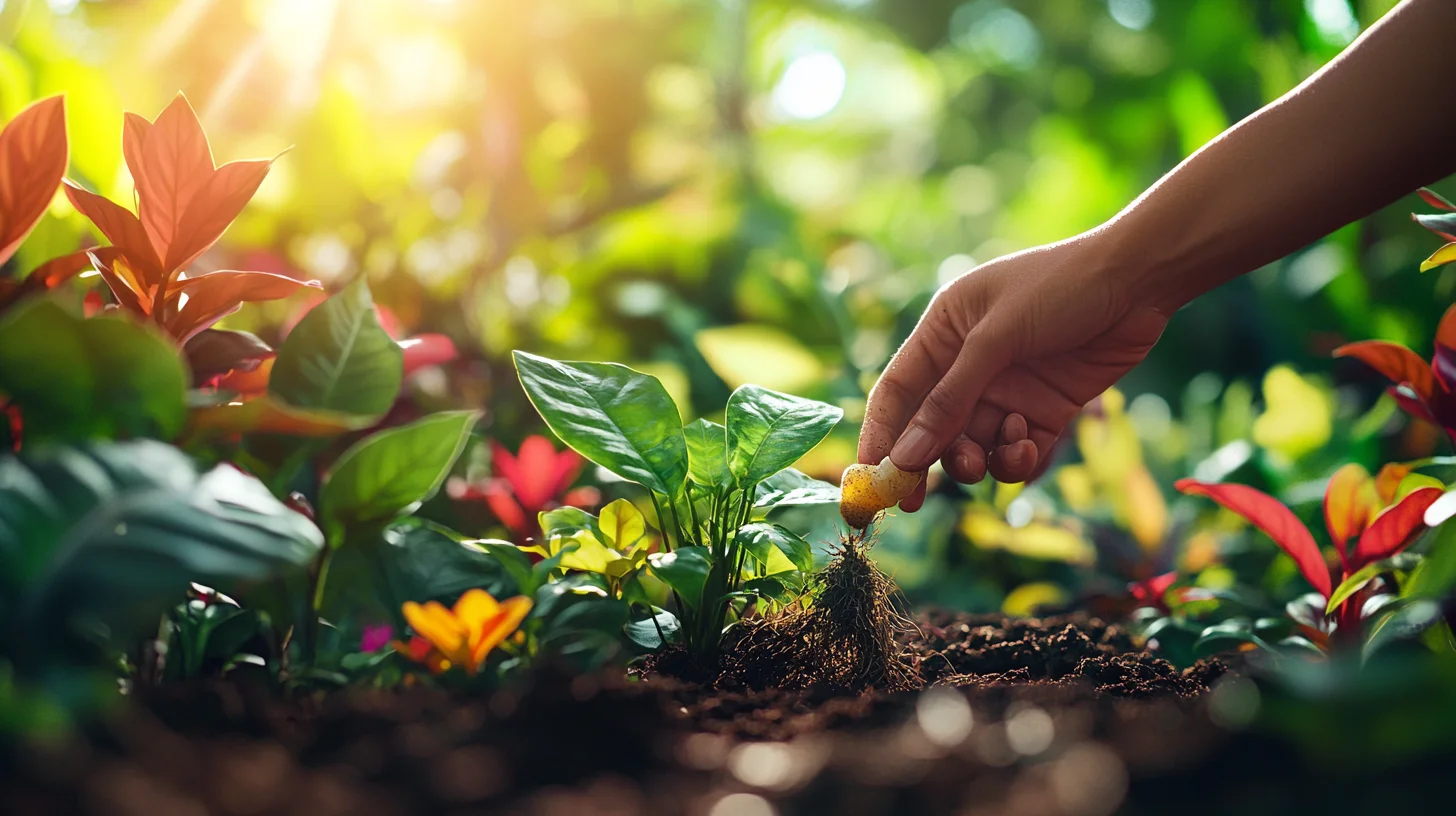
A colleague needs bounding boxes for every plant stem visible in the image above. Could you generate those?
[304,546,336,667]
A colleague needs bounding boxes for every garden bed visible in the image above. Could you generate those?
[4,613,1245,816]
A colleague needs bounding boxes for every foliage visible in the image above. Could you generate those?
[513,351,840,659]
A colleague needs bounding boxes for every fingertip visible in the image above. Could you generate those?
[898,479,927,513]
[942,438,987,485]
[1000,413,1028,444]
[989,438,1039,483]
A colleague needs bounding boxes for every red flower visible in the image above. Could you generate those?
[1335,304,1456,440]
[1128,571,1177,615]
[449,435,599,538]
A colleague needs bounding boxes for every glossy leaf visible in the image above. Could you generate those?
[0,96,68,265]
[187,396,372,437]
[599,498,647,549]
[1351,486,1443,566]
[539,506,602,539]
[735,522,814,573]
[684,418,731,490]
[167,270,320,343]
[63,180,162,276]
[475,540,539,597]
[184,328,273,383]
[320,410,480,542]
[724,384,842,488]
[0,299,186,441]
[1413,212,1456,242]
[270,279,403,418]
[513,351,689,496]
[1420,242,1456,273]
[754,467,841,508]
[367,522,511,618]
[1332,341,1434,400]
[1176,479,1330,597]
[1419,187,1456,212]
[1362,599,1442,662]
[624,607,680,649]
[0,441,322,663]
[1325,560,1391,615]
[647,546,711,610]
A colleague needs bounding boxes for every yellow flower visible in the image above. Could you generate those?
[399,589,532,675]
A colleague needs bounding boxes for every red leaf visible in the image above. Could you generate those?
[165,270,320,343]
[1419,188,1456,212]
[136,94,214,264]
[1323,463,1378,568]
[1332,340,1434,400]
[122,112,152,193]
[400,333,458,375]
[1176,479,1331,597]
[63,181,163,278]
[1351,486,1444,567]
[482,481,529,534]
[0,96,68,266]
[1387,385,1437,424]
[166,158,272,273]
[26,246,118,290]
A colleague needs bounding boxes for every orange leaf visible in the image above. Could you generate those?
[1374,463,1412,505]
[63,180,163,278]
[166,158,272,273]
[187,396,371,437]
[1176,479,1330,597]
[211,356,274,398]
[1352,486,1444,567]
[122,112,152,191]
[88,250,150,315]
[1332,340,1435,400]
[165,270,319,343]
[0,96,68,265]
[136,94,214,265]
[18,245,118,291]
[1322,463,1378,567]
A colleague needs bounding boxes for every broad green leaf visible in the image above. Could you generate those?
[1192,620,1273,658]
[600,498,647,549]
[366,521,511,615]
[736,522,813,573]
[741,575,794,604]
[755,467,841,508]
[0,299,186,441]
[539,506,601,539]
[320,410,479,543]
[647,546,711,610]
[269,279,403,418]
[684,418,730,490]
[513,351,688,496]
[1325,556,1412,615]
[1405,519,1456,599]
[1363,599,1442,661]
[0,440,322,665]
[725,385,842,488]
[476,540,538,596]
[555,530,616,573]
[624,607,680,649]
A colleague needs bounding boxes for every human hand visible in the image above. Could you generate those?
[858,231,1171,511]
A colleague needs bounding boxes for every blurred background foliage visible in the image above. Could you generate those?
[5,0,1451,609]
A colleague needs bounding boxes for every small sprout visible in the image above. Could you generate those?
[839,457,922,529]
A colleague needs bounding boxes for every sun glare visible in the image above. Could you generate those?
[771,51,847,121]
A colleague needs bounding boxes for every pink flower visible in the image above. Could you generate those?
[360,624,394,653]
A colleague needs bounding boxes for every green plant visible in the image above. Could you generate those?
[512,350,841,661]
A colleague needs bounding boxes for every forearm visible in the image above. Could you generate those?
[1097,0,1456,314]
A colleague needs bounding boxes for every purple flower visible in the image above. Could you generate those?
[360,624,393,653]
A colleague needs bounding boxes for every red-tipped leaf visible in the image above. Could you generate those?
[1351,486,1444,567]
[400,333,458,375]
[1176,478,1331,597]
[0,96,68,265]
[1419,188,1456,212]
[165,158,272,272]
[136,94,214,263]
[1333,340,1435,400]
[1323,463,1378,567]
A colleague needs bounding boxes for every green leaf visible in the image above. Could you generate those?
[320,410,479,542]
[725,384,842,488]
[625,607,680,649]
[755,467,841,509]
[476,540,538,596]
[369,521,511,609]
[599,498,647,549]
[539,506,601,539]
[1327,561,1390,615]
[647,546,711,610]
[1405,519,1456,599]
[736,522,814,573]
[742,575,795,604]
[269,279,403,418]
[0,440,323,665]
[513,351,689,496]
[684,418,731,491]
[1363,599,1442,661]
[0,299,186,441]
[1192,620,1272,657]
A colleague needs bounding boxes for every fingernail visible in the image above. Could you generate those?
[891,425,935,468]
[957,453,984,483]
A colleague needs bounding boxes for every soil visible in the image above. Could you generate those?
[0,612,1436,816]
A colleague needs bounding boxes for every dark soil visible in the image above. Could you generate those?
[0,613,1437,815]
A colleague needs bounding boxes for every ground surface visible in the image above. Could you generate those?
[2,613,1433,815]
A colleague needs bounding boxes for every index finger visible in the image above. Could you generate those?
[857,330,953,465]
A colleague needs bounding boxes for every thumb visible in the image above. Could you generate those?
[889,326,1010,472]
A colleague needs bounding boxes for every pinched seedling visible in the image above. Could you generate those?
[839,457,921,529]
